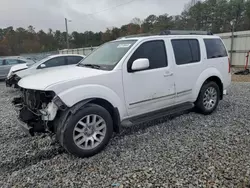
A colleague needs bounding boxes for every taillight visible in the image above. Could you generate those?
[228,58,231,73]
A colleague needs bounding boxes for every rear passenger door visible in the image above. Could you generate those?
[171,38,203,104]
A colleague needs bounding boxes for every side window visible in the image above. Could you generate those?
[171,39,201,65]
[0,59,4,66]
[189,40,200,62]
[42,57,66,68]
[67,56,83,65]
[204,39,228,59]
[128,40,168,72]
[18,60,26,64]
[5,59,20,65]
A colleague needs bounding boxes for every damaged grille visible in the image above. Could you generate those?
[21,89,55,110]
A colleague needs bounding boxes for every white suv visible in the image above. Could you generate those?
[13,30,231,158]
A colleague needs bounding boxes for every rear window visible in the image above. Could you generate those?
[204,38,228,59]
[171,39,201,65]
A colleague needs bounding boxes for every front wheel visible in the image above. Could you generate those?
[57,104,113,158]
[195,81,220,115]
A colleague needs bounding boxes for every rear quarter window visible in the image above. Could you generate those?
[204,38,228,59]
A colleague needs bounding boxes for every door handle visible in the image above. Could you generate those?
[164,72,173,77]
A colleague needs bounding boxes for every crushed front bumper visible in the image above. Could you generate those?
[15,114,33,136]
[12,97,59,136]
[5,75,21,88]
[12,97,47,136]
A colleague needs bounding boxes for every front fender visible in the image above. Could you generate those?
[57,84,126,119]
[193,68,223,100]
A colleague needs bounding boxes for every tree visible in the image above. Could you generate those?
[1,0,250,56]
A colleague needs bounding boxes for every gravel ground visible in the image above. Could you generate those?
[0,82,250,188]
[231,68,250,82]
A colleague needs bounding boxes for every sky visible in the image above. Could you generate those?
[0,0,189,33]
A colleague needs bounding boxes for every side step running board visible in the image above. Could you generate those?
[121,102,194,127]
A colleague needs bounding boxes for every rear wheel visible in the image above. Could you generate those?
[195,81,220,115]
[57,104,113,158]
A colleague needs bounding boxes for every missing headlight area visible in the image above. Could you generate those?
[5,74,21,88]
[22,89,55,110]
[12,89,57,135]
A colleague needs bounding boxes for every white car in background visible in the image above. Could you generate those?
[6,54,85,87]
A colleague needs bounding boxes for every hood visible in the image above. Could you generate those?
[16,64,75,78]
[7,64,28,78]
[15,67,35,78]
[18,65,107,90]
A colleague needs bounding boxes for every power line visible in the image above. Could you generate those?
[85,0,140,16]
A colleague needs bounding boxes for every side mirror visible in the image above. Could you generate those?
[131,58,149,71]
[40,64,46,68]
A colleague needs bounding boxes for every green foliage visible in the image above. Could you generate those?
[1,0,250,56]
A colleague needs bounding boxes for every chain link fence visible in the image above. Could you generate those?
[59,47,98,56]
[20,50,59,61]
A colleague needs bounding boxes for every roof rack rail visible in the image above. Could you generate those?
[159,30,213,35]
[117,33,155,39]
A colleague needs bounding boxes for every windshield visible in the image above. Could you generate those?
[78,40,137,70]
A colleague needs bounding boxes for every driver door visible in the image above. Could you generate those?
[122,40,176,117]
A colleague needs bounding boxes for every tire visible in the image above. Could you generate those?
[57,103,113,158]
[195,81,220,115]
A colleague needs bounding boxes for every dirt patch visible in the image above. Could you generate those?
[231,68,250,82]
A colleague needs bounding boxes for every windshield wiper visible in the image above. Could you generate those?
[78,64,101,69]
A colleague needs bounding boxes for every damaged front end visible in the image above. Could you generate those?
[6,74,21,88]
[12,88,61,136]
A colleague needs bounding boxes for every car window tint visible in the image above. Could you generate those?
[43,57,66,68]
[67,56,83,65]
[5,59,20,65]
[189,40,200,62]
[0,59,4,66]
[128,40,168,71]
[18,60,26,64]
[171,39,200,65]
[204,38,228,59]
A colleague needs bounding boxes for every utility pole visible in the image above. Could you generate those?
[65,18,69,49]
[230,21,235,65]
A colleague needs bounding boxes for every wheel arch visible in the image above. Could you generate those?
[56,98,121,134]
[203,76,223,99]
[85,98,121,133]
[193,69,224,101]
